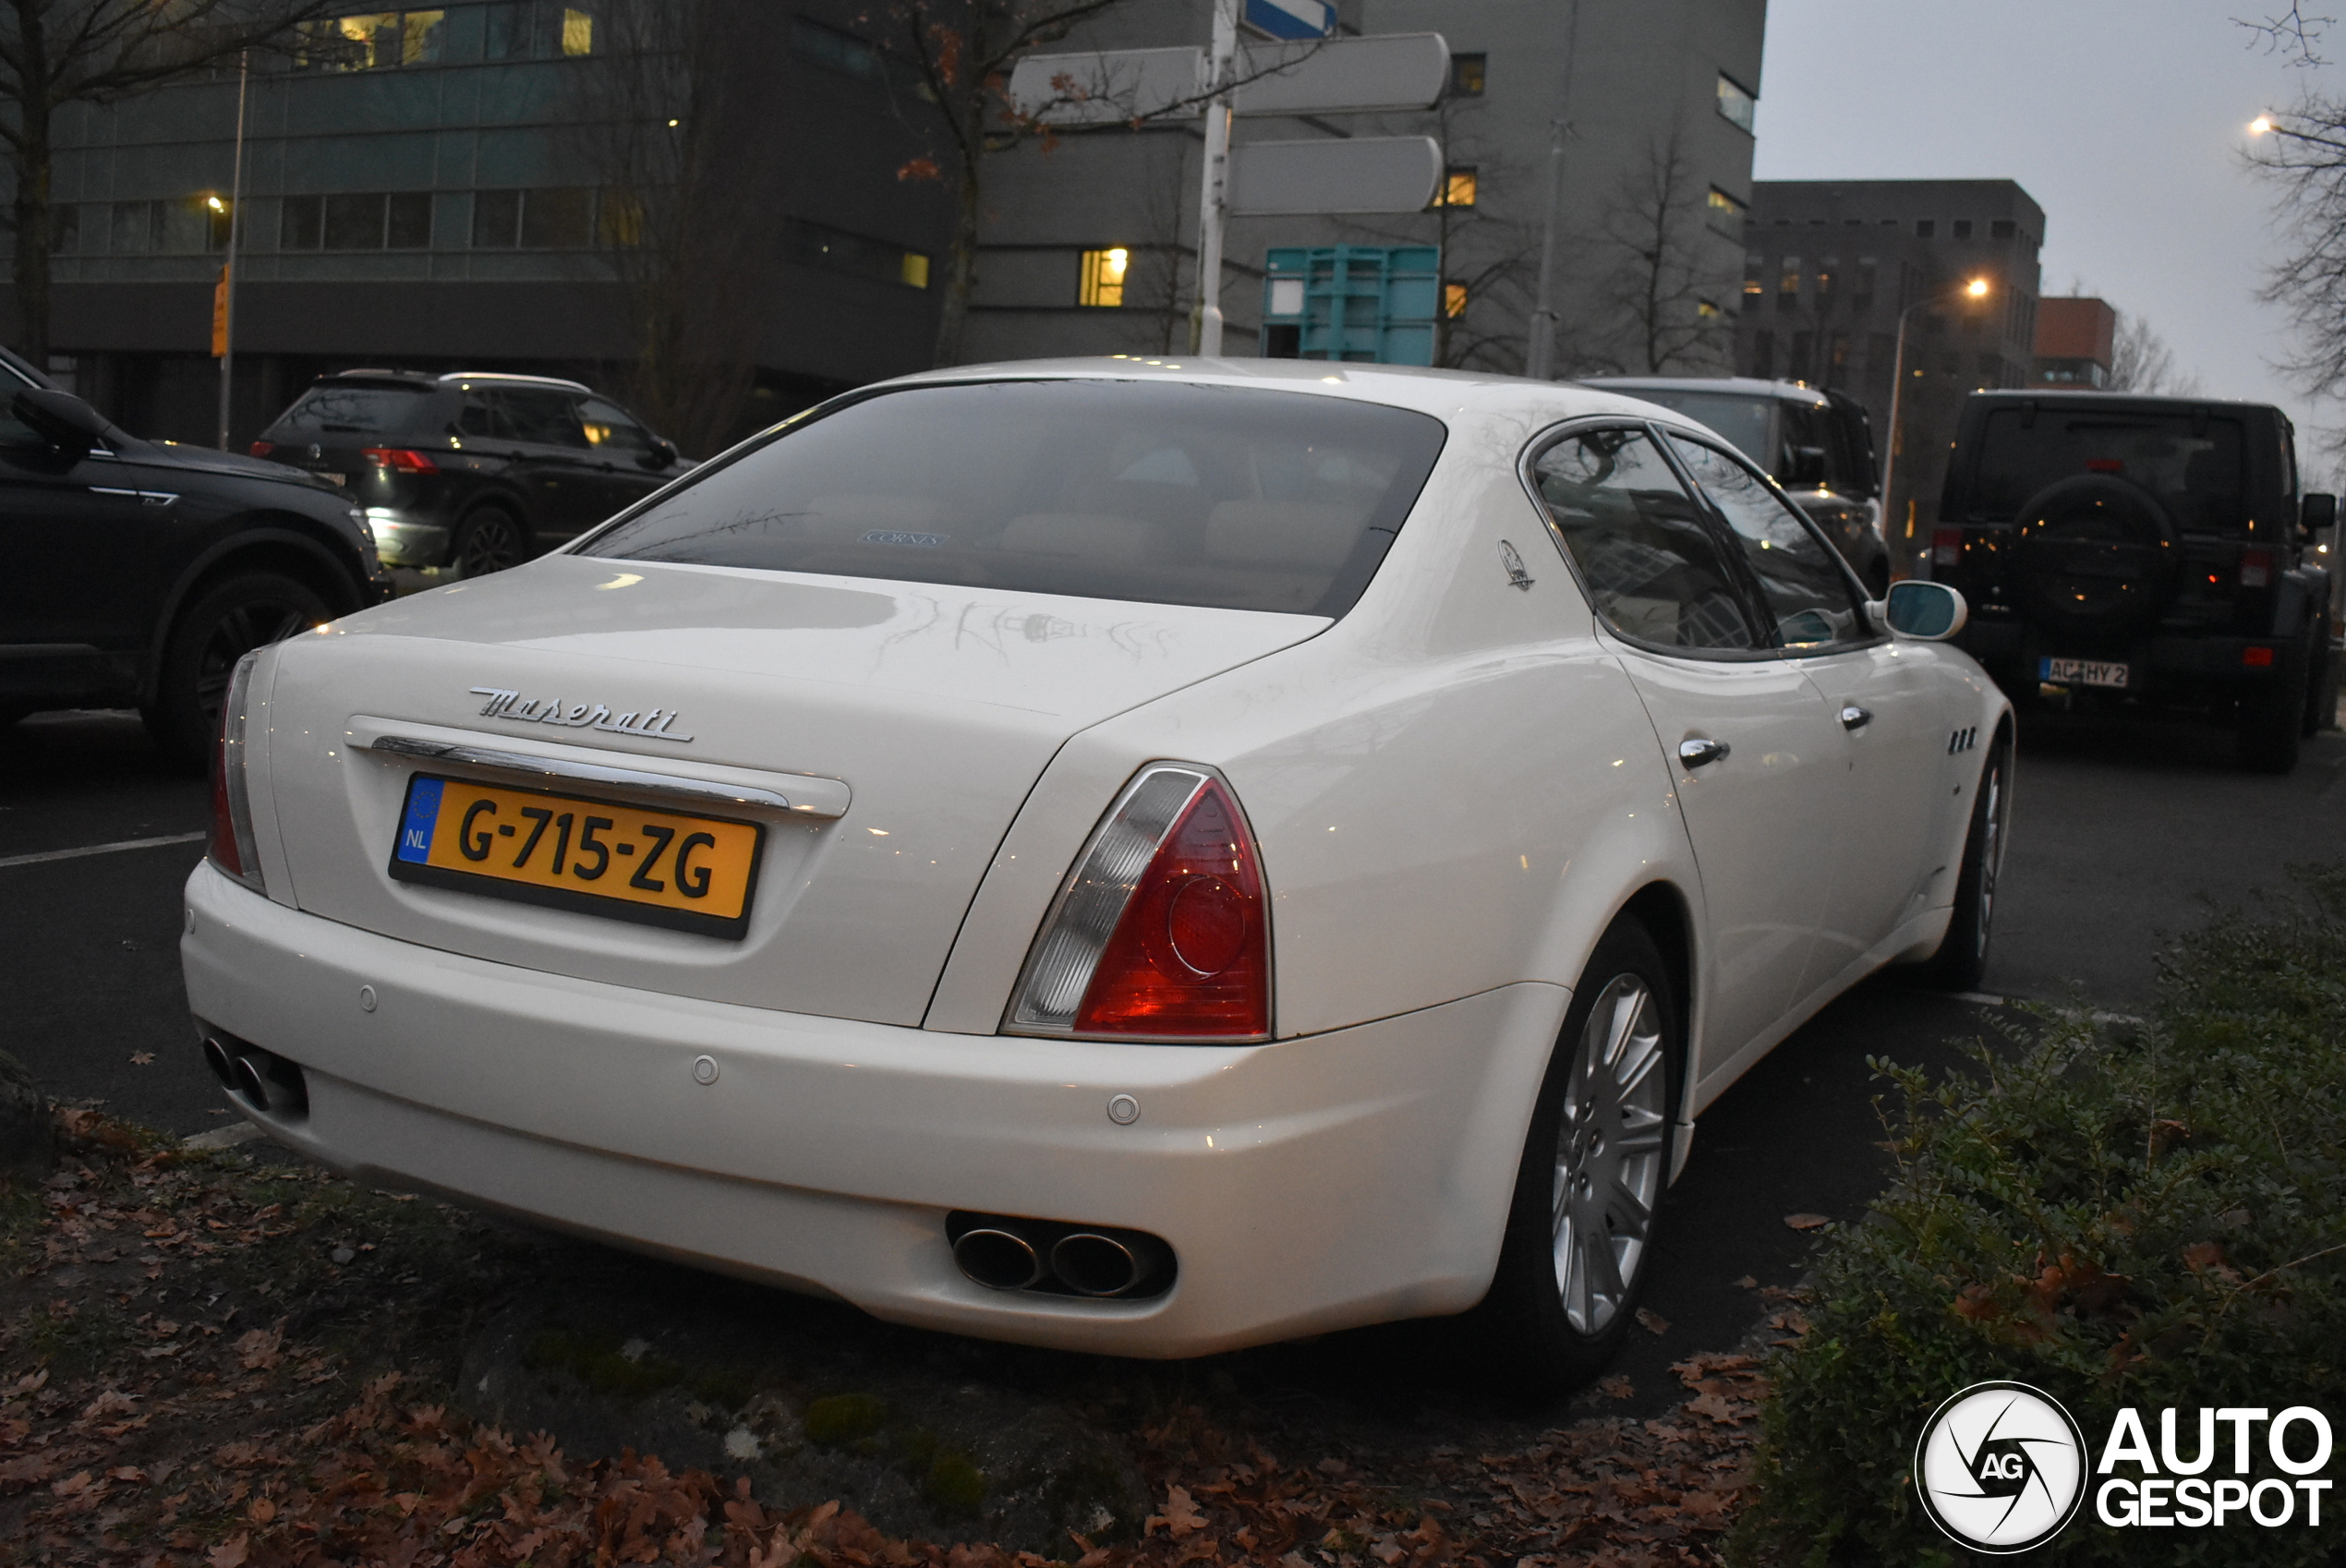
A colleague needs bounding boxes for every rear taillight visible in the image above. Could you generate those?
[207,650,266,895]
[362,447,439,473]
[2240,547,2273,588]
[248,440,275,459]
[1932,526,1963,568]
[1007,765,1270,1042]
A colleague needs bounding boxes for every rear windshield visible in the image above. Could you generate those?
[580,380,1448,616]
[1970,410,2249,531]
[1613,390,1776,472]
[271,381,435,437]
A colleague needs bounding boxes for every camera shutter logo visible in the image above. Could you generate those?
[1915,1381,2089,1552]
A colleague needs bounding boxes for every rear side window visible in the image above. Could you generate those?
[272,381,434,436]
[1532,427,1754,651]
[1970,410,2249,533]
[582,380,1448,617]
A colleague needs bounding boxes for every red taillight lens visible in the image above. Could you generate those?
[362,446,439,473]
[1008,766,1271,1041]
[2240,547,2273,588]
[1932,526,1963,568]
[2244,645,2276,668]
[248,440,275,459]
[206,650,266,894]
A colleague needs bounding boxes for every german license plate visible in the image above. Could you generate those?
[387,774,764,938]
[2039,657,2129,689]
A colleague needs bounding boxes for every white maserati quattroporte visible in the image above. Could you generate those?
[183,360,2010,1387]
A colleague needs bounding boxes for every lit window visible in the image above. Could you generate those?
[1449,53,1485,97]
[901,251,930,289]
[1707,187,1746,233]
[1440,167,1478,208]
[1444,282,1468,319]
[1698,300,1723,320]
[1779,256,1800,295]
[1079,247,1129,308]
[562,6,592,55]
[335,13,399,68]
[1716,74,1756,134]
[402,9,444,63]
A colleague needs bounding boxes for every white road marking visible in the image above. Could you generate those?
[1948,989,2142,1026]
[0,830,208,870]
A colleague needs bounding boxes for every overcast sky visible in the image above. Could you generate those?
[1751,0,2332,444]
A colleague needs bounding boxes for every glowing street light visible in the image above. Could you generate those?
[1965,275,1989,298]
[204,194,226,213]
[1882,275,1997,565]
[2252,114,2275,136]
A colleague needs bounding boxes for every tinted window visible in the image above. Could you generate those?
[272,381,434,436]
[579,395,657,458]
[455,391,512,439]
[1532,427,1754,651]
[502,388,589,447]
[1970,410,2249,533]
[1779,399,1827,483]
[586,381,1445,617]
[1666,435,1862,648]
[1611,389,1774,472]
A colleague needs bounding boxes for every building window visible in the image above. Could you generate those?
[1698,299,1723,320]
[1751,330,1774,379]
[280,191,434,250]
[466,188,591,249]
[786,218,932,288]
[1989,218,2015,240]
[1952,218,1974,239]
[1816,258,1835,296]
[484,0,593,61]
[1439,167,1478,208]
[1916,219,1936,238]
[1078,247,1129,307]
[296,9,448,68]
[1707,186,1746,235]
[1445,281,1469,318]
[67,198,230,255]
[1778,256,1800,295]
[792,16,882,79]
[50,204,80,254]
[1716,73,1756,133]
[1854,257,1877,308]
[1448,53,1485,97]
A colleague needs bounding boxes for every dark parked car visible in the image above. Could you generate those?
[0,345,392,764]
[1932,391,2335,773]
[1578,376,1891,595]
[252,370,684,576]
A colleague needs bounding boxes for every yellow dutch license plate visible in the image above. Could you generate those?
[388,774,764,938]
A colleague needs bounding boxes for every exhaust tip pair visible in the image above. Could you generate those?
[201,1030,308,1120]
[947,1212,1175,1299]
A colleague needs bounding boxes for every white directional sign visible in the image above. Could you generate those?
[1227,136,1442,215]
[1232,33,1447,117]
[1007,45,1204,126]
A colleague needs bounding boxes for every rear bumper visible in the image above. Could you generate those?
[179,862,1564,1357]
[1959,619,2304,686]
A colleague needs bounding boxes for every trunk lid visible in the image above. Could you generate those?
[260,554,1326,1027]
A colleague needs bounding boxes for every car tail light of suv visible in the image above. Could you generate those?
[2240,547,2274,588]
[207,650,266,895]
[362,447,440,474]
[1007,764,1271,1042]
[248,440,276,459]
[1932,526,1964,569]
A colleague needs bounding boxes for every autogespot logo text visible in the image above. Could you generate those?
[1916,1383,2338,1552]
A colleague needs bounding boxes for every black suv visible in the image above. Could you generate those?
[0,345,392,764]
[1578,376,1891,595]
[253,371,683,576]
[1933,391,2335,772]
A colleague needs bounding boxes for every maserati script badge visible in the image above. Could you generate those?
[468,686,695,743]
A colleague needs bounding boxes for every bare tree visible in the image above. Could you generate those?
[2253,100,2346,404]
[2107,309,2203,395]
[2,0,338,363]
[2239,4,2334,64]
[576,0,791,456]
[854,0,1134,366]
[1577,121,1734,376]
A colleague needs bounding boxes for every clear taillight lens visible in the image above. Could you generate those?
[1007,765,1271,1042]
[1932,526,1963,568]
[2240,547,2273,588]
[207,650,266,895]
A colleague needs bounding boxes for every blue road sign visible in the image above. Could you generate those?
[1244,0,1335,42]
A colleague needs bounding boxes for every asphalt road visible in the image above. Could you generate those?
[6,700,2345,1418]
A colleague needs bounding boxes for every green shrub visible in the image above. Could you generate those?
[1730,866,2346,1567]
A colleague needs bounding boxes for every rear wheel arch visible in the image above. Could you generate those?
[1615,881,1694,1084]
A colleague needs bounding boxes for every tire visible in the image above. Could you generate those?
[141,572,331,769]
[2008,476,2182,636]
[1470,917,1680,1395]
[1916,741,2011,992]
[453,506,529,578]
[2238,642,2308,774]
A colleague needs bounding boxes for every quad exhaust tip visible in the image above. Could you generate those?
[947,1212,1175,1300]
[200,1029,309,1121]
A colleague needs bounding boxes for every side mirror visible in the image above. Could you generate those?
[2302,491,2336,538]
[11,387,113,453]
[1883,579,1968,641]
[641,437,680,471]
[1784,445,1828,488]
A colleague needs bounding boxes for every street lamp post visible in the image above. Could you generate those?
[1880,274,1989,574]
[214,49,250,451]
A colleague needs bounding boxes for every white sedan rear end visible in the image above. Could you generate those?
[182,360,2009,1386]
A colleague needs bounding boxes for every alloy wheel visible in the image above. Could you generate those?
[1550,973,1670,1334]
[459,513,526,576]
[194,597,314,735]
[1975,763,2004,953]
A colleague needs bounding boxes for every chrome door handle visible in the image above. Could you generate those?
[1840,705,1873,731]
[1678,737,1731,768]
